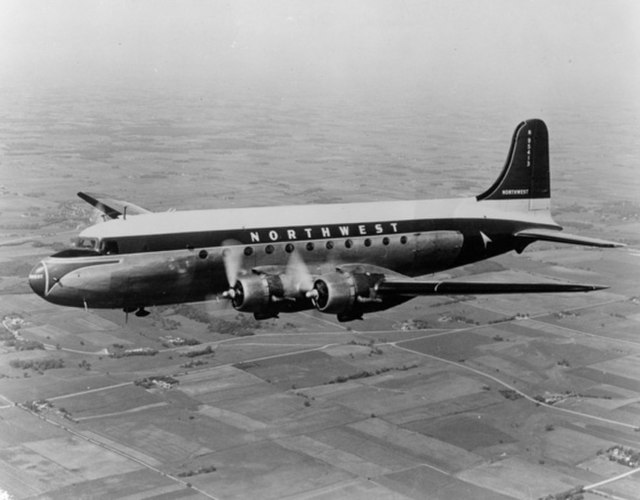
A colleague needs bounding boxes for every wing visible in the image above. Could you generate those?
[376,279,607,296]
[78,192,152,220]
[250,261,607,297]
[335,264,608,295]
[515,228,624,248]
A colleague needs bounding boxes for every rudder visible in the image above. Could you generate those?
[477,119,550,206]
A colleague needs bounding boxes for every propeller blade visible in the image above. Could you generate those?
[221,240,243,288]
[306,288,320,307]
[205,293,234,314]
[284,250,314,293]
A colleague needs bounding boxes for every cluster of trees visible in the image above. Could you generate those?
[601,445,640,468]
[207,314,260,336]
[134,375,179,389]
[0,317,44,352]
[177,465,216,477]
[171,305,264,336]
[180,359,209,369]
[326,364,418,385]
[181,345,214,358]
[347,339,384,356]
[540,486,584,500]
[7,339,45,351]
[110,347,158,358]
[161,336,201,348]
[498,389,523,401]
[22,399,51,412]
[10,358,64,371]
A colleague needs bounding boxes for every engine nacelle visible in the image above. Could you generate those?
[311,271,385,315]
[229,273,307,315]
[229,274,275,312]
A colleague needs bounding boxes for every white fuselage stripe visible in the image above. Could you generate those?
[80,197,556,241]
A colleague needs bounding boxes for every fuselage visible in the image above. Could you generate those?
[28,195,557,311]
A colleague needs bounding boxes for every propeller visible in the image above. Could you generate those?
[283,250,314,296]
[219,242,318,309]
[288,254,322,306]
[221,240,244,301]
[306,282,322,307]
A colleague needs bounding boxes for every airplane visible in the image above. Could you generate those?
[29,119,623,322]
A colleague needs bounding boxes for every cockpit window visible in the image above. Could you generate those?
[100,240,119,255]
[50,237,101,258]
[74,237,98,250]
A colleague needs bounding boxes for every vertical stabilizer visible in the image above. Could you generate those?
[477,119,550,210]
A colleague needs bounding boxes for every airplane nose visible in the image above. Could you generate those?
[29,261,47,297]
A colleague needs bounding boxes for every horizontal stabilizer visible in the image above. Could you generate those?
[516,228,625,248]
[78,192,152,220]
[376,279,607,296]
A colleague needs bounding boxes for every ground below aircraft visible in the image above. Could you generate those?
[29,119,623,322]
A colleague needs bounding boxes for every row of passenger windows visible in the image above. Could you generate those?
[83,235,412,259]
[224,236,410,258]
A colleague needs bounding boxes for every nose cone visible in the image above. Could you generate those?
[29,261,47,297]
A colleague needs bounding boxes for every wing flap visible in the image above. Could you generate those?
[516,228,624,248]
[377,279,607,296]
[78,192,152,219]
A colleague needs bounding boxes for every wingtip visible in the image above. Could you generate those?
[595,240,627,249]
[575,283,609,292]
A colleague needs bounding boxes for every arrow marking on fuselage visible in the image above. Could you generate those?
[480,231,492,249]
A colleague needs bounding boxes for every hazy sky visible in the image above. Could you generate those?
[1,0,638,104]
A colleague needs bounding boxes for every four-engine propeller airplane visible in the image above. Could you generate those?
[29,119,623,322]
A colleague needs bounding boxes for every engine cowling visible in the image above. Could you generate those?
[228,273,307,315]
[229,274,274,312]
[310,271,385,315]
[228,270,391,321]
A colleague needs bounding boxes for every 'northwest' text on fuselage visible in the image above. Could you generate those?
[249,222,400,243]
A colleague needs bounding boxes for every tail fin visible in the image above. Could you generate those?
[477,119,550,208]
